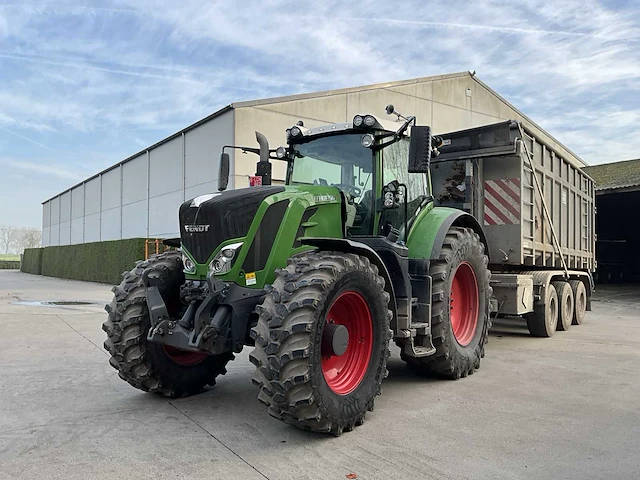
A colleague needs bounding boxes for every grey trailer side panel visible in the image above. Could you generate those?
[432,121,595,274]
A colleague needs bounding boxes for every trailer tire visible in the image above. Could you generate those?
[569,280,587,325]
[103,251,233,397]
[403,227,491,379]
[552,281,573,331]
[249,251,391,435]
[525,283,558,337]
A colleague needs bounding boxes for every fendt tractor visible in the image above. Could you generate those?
[104,105,594,434]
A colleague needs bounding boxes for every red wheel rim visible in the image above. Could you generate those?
[162,345,208,366]
[321,291,373,395]
[450,262,479,346]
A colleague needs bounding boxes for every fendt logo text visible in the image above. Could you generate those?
[184,224,210,233]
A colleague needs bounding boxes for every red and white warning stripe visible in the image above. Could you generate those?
[484,178,521,225]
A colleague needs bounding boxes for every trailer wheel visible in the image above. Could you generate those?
[525,283,558,337]
[552,281,573,331]
[404,227,491,379]
[249,251,391,435]
[569,280,587,325]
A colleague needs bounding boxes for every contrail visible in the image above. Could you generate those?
[0,4,142,15]
[322,16,601,38]
[0,126,56,152]
[0,53,204,84]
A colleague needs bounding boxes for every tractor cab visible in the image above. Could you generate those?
[219,105,441,243]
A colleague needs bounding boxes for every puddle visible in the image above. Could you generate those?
[12,300,102,307]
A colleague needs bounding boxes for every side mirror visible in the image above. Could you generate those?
[218,152,230,191]
[408,126,432,173]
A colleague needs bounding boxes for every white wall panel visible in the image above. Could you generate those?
[71,218,84,244]
[85,177,101,215]
[101,167,121,211]
[59,221,71,245]
[60,191,71,223]
[123,154,148,205]
[71,185,84,219]
[43,202,50,228]
[185,111,233,188]
[149,138,182,197]
[42,226,50,247]
[148,191,182,237]
[49,223,60,246]
[122,200,148,238]
[185,181,218,201]
[84,213,100,243]
[50,196,60,226]
[100,207,121,241]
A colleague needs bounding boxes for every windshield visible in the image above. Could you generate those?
[289,134,373,194]
[289,133,375,234]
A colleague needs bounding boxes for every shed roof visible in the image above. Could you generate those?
[582,158,640,192]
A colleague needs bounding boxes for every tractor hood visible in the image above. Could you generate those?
[180,186,285,263]
[179,185,345,286]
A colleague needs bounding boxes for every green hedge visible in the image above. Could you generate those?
[22,238,162,285]
[0,260,20,269]
[21,248,43,274]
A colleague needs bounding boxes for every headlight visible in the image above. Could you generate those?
[361,133,375,148]
[209,242,243,275]
[383,192,395,208]
[353,115,363,127]
[276,146,286,159]
[182,253,196,274]
[290,126,301,138]
[364,115,376,127]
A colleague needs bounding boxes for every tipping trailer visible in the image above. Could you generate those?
[431,121,596,336]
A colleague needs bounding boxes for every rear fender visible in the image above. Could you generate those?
[406,206,489,264]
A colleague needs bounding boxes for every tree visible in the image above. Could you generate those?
[0,225,19,254]
[19,229,42,250]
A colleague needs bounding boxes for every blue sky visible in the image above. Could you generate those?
[1,0,639,228]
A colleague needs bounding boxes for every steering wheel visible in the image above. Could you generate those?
[331,183,362,198]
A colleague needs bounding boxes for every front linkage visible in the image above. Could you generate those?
[145,268,265,357]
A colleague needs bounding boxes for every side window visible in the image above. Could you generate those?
[381,138,428,231]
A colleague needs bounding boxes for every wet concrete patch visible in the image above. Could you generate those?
[12,300,102,307]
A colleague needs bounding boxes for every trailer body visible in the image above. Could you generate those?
[431,121,595,323]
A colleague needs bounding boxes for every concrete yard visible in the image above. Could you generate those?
[0,270,638,480]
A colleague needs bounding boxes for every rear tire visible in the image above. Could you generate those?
[103,251,233,397]
[569,279,587,325]
[526,283,558,337]
[249,251,391,435]
[403,227,492,379]
[552,281,574,331]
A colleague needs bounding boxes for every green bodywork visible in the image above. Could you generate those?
[182,185,343,286]
[182,187,463,290]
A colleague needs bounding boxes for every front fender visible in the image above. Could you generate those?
[406,206,489,263]
[299,237,397,329]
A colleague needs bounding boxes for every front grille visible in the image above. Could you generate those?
[242,200,290,272]
[179,186,285,263]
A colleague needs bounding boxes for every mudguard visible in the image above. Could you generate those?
[406,206,489,265]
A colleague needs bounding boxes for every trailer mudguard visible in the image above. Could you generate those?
[406,206,489,264]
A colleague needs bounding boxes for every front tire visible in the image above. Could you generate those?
[249,251,391,435]
[403,227,492,379]
[103,251,233,397]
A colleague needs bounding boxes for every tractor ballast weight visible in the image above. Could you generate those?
[104,105,493,434]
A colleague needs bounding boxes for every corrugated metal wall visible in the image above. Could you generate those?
[43,109,234,246]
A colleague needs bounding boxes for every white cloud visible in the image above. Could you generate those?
[0,0,638,226]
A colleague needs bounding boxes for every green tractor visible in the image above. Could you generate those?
[103,105,491,434]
